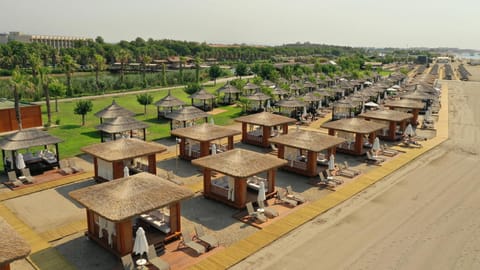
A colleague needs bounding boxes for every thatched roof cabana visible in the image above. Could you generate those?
[218,83,241,94]
[165,106,209,130]
[189,89,215,100]
[384,99,425,109]
[271,87,289,97]
[245,91,271,102]
[154,91,185,108]
[0,217,30,267]
[0,128,63,151]
[193,148,286,178]
[0,128,63,174]
[171,123,240,142]
[95,100,135,123]
[235,112,296,127]
[70,172,193,221]
[69,172,193,257]
[244,82,259,91]
[269,130,346,152]
[95,116,149,142]
[359,109,413,122]
[321,118,386,134]
[276,97,306,108]
[192,149,287,208]
[82,138,166,162]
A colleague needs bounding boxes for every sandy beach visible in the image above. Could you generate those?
[3,62,479,270]
[230,65,480,270]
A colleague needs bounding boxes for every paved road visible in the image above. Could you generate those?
[231,80,480,270]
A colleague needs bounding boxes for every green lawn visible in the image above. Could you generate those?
[37,82,241,159]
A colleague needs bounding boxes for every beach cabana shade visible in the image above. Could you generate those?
[81,138,166,181]
[321,118,386,155]
[154,91,185,119]
[244,82,259,93]
[95,100,135,123]
[0,217,30,269]
[95,116,149,142]
[165,106,209,130]
[0,128,63,174]
[192,149,287,208]
[385,99,425,125]
[170,123,241,160]
[217,83,241,104]
[69,172,194,257]
[235,112,297,147]
[358,110,413,140]
[189,89,216,111]
[269,130,346,176]
[276,97,306,108]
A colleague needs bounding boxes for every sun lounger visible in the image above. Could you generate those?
[6,171,23,187]
[148,245,170,270]
[326,170,343,185]
[20,168,35,184]
[285,186,306,204]
[317,173,337,189]
[275,191,298,207]
[121,255,135,270]
[68,159,83,173]
[246,202,267,223]
[194,225,219,250]
[178,231,206,255]
[338,161,361,178]
[59,159,73,175]
[257,199,279,218]
[366,151,385,165]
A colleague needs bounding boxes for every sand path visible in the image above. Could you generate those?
[230,80,480,270]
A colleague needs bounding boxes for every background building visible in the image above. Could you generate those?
[0,31,91,49]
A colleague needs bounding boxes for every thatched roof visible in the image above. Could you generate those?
[385,99,425,109]
[262,80,275,87]
[246,91,271,101]
[217,84,241,94]
[189,89,216,100]
[269,130,346,152]
[401,91,436,100]
[95,100,135,119]
[154,91,185,107]
[95,117,149,134]
[358,110,413,122]
[235,112,296,127]
[164,106,209,122]
[0,217,30,266]
[289,84,302,91]
[302,92,323,102]
[276,97,305,108]
[69,172,193,222]
[81,138,166,161]
[192,149,287,178]
[244,82,259,90]
[271,87,288,96]
[321,118,387,134]
[0,128,63,151]
[170,123,240,141]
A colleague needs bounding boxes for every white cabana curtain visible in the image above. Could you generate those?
[227,176,235,201]
[97,158,113,181]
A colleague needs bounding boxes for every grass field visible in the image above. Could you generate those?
[0,82,243,171]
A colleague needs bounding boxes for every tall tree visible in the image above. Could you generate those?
[49,79,66,113]
[140,54,152,88]
[8,66,33,130]
[136,93,153,115]
[38,66,53,126]
[28,53,42,83]
[74,100,93,126]
[235,62,248,79]
[61,54,76,97]
[116,49,131,84]
[161,63,167,86]
[179,56,185,84]
[209,64,222,86]
[93,54,106,93]
[194,57,202,83]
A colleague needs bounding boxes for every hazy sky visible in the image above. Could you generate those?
[2,0,479,49]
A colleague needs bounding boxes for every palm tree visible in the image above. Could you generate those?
[194,56,202,83]
[116,49,131,84]
[49,79,66,113]
[179,56,185,84]
[38,66,52,126]
[161,63,167,86]
[140,54,152,87]
[93,54,106,93]
[28,53,42,83]
[61,54,76,97]
[9,66,33,130]
[74,100,93,126]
